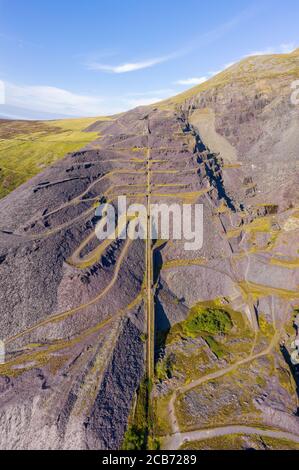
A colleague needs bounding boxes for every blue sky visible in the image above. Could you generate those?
[0,0,298,118]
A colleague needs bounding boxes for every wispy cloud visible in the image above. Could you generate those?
[280,42,296,53]
[87,55,172,73]
[247,47,276,56]
[209,44,297,79]
[1,81,175,118]
[174,63,235,89]
[87,6,260,74]
[175,77,207,86]
[5,82,105,116]
[174,41,297,92]
[247,42,296,57]
[122,88,174,108]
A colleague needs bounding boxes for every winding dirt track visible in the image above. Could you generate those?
[163,425,299,450]
[167,339,276,436]
[5,234,134,346]
[163,303,299,449]
[2,112,298,450]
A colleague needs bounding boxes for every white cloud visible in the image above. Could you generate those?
[279,42,296,53]
[247,47,275,56]
[1,81,175,118]
[121,88,174,108]
[247,43,296,57]
[175,77,207,86]
[88,56,171,73]
[174,64,236,90]
[5,82,106,116]
[123,96,163,107]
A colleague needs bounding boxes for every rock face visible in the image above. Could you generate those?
[0,49,299,449]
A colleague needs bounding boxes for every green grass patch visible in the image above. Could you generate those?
[166,299,249,346]
[0,117,106,198]
[258,313,275,338]
[153,392,173,436]
[122,425,147,450]
[163,300,253,383]
[122,377,149,450]
[205,336,225,359]
[183,305,233,337]
[180,433,299,450]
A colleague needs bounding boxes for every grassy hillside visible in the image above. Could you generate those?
[0,116,111,198]
[1,49,298,199]
[159,48,299,108]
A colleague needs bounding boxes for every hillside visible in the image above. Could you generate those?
[0,49,298,450]
[0,116,112,198]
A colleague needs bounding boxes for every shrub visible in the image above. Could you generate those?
[122,426,147,450]
[183,306,233,336]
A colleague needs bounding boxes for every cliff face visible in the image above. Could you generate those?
[0,50,298,449]
[186,51,299,209]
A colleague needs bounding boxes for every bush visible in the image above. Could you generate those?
[122,378,149,449]
[122,426,147,450]
[184,306,233,336]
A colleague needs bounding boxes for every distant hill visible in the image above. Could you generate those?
[0,115,111,198]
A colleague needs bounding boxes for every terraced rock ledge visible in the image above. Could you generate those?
[0,49,299,449]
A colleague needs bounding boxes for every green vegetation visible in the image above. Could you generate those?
[153,392,173,436]
[165,300,248,351]
[122,378,149,450]
[162,258,207,270]
[162,300,254,385]
[180,433,299,450]
[155,354,174,381]
[205,336,225,359]
[276,367,295,394]
[122,425,147,450]
[258,313,275,338]
[0,116,109,198]
[227,216,274,239]
[140,333,147,343]
[158,50,299,109]
[175,364,265,431]
[147,436,161,450]
[121,376,161,449]
[155,303,234,382]
[183,305,233,337]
